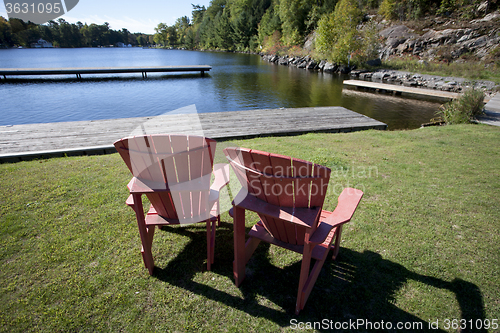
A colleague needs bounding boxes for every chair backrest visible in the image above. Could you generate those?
[114,134,217,224]
[224,147,331,245]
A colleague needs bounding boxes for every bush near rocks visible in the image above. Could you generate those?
[438,88,485,124]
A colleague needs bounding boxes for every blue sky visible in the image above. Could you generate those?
[1,0,212,34]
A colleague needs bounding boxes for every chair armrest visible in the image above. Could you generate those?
[127,177,169,193]
[210,163,230,192]
[309,188,363,245]
[126,194,135,206]
[323,188,363,228]
[309,221,336,245]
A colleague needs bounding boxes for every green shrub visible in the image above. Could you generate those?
[438,88,485,124]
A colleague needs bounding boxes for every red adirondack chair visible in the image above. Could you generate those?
[224,147,363,315]
[114,134,230,274]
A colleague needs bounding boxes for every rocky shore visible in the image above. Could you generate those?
[261,10,500,96]
[261,53,499,96]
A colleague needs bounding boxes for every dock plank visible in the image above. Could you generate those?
[0,65,211,79]
[0,107,386,162]
[478,93,500,127]
[343,80,461,101]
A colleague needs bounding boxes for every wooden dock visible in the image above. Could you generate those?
[0,107,386,162]
[478,93,500,127]
[343,80,461,101]
[0,65,211,79]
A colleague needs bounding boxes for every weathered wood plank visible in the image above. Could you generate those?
[0,107,386,162]
[478,93,500,127]
[0,65,211,78]
[343,79,461,101]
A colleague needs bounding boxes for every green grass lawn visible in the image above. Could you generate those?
[1,124,499,332]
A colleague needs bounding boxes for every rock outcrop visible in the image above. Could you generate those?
[379,11,500,62]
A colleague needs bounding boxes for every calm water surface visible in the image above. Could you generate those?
[0,48,441,129]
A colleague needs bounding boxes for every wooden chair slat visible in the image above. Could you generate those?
[189,147,205,180]
[259,215,280,239]
[114,140,134,174]
[188,136,206,180]
[269,153,295,207]
[258,173,280,206]
[149,135,173,154]
[309,178,329,208]
[294,178,311,208]
[292,158,313,177]
[242,149,267,201]
[154,192,178,219]
[276,178,295,207]
[191,190,201,218]
[269,218,289,243]
[270,153,294,177]
[127,136,163,181]
[295,226,306,246]
[170,135,190,183]
[223,148,248,189]
[283,220,298,245]
[245,149,270,173]
[149,135,177,185]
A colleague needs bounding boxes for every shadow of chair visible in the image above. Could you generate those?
[151,225,486,332]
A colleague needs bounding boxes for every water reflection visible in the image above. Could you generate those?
[342,89,443,129]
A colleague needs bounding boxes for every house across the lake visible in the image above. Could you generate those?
[31,39,53,48]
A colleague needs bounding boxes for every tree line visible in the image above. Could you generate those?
[0,16,153,48]
[1,0,496,64]
[153,0,496,65]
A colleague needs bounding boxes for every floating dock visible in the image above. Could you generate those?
[0,107,386,162]
[0,65,212,79]
[343,80,461,101]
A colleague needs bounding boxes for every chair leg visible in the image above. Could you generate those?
[296,243,313,315]
[331,225,343,260]
[217,200,221,227]
[206,220,212,271]
[132,194,155,275]
[212,219,217,264]
[206,218,217,270]
[139,227,155,275]
[244,237,261,265]
[233,206,246,287]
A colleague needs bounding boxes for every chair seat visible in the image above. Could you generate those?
[248,210,340,261]
[145,203,220,226]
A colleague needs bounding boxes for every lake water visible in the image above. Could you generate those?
[0,48,442,129]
